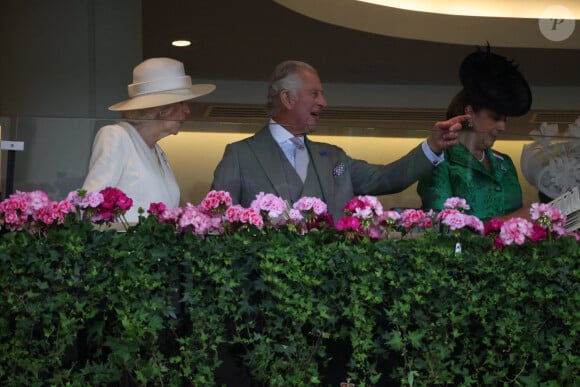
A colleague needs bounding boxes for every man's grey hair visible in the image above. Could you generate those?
[267,60,317,117]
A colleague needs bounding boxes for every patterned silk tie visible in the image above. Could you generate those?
[290,137,308,182]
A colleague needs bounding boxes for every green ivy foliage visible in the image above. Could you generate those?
[0,223,578,386]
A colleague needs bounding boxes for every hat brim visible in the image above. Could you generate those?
[108,84,216,111]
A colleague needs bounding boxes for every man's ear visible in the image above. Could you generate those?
[280,90,295,110]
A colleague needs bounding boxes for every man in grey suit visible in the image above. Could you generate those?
[211,60,468,222]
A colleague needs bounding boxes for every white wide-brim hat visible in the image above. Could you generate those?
[108,57,215,111]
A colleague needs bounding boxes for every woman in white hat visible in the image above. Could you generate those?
[82,57,215,221]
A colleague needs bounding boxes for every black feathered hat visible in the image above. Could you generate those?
[459,45,532,117]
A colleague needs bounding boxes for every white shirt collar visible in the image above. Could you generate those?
[269,119,303,144]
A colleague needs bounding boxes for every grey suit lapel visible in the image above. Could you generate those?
[247,127,297,200]
[305,138,335,204]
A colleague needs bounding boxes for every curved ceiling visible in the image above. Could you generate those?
[357,0,580,19]
[142,0,580,86]
[274,0,580,48]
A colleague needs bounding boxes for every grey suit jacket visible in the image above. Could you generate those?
[211,126,435,222]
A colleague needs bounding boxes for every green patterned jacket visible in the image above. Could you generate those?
[417,143,523,222]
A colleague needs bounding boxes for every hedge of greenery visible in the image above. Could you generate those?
[1,215,579,386]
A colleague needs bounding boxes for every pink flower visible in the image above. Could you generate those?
[530,202,566,230]
[86,191,104,208]
[499,218,534,246]
[3,209,23,230]
[293,196,327,215]
[251,192,287,220]
[148,202,167,217]
[225,205,245,223]
[336,215,361,231]
[292,197,330,231]
[440,210,467,231]
[288,209,304,221]
[344,195,383,218]
[493,236,504,250]
[367,225,384,239]
[225,206,264,230]
[0,191,76,233]
[443,197,470,211]
[465,215,484,234]
[343,198,365,215]
[381,210,401,223]
[530,203,561,222]
[311,212,334,229]
[178,204,222,235]
[400,209,426,229]
[200,190,233,214]
[68,190,104,210]
[160,206,183,223]
[484,218,504,236]
[338,195,385,236]
[530,224,547,242]
[148,202,182,225]
[82,187,133,223]
[26,191,52,213]
[441,210,484,234]
[244,208,264,228]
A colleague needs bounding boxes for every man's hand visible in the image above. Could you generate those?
[427,114,471,155]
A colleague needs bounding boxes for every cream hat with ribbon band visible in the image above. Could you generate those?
[109,57,216,111]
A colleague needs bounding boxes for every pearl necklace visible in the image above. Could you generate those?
[477,151,486,162]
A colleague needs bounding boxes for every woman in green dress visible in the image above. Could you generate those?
[417,46,533,222]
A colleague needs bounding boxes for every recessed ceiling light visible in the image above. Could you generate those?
[172,40,191,47]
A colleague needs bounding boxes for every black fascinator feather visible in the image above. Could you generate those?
[459,44,532,116]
